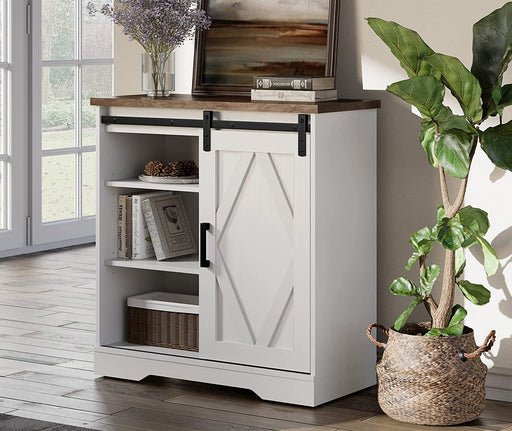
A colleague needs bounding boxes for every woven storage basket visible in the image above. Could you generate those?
[127,307,198,351]
[127,292,199,352]
[367,322,496,426]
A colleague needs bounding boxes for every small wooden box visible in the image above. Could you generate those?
[127,292,199,351]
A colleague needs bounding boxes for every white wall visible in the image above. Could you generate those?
[113,0,512,400]
[113,26,194,95]
[464,149,512,401]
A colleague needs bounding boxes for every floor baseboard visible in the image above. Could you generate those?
[487,367,512,402]
[0,237,95,259]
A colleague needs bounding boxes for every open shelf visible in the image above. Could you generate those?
[104,341,200,359]
[105,254,199,274]
[105,178,199,193]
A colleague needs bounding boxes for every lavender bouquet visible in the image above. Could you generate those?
[88,0,210,96]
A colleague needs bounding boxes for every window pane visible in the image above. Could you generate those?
[42,0,74,61]
[42,154,76,222]
[82,0,112,59]
[0,70,3,154]
[0,0,3,61]
[42,66,75,150]
[82,152,95,217]
[82,64,111,148]
[0,162,4,230]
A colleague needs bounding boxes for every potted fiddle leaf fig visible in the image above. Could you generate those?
[365,3,512,426]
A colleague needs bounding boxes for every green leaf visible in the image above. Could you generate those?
[458,206,490,236]
[437,111,475,134]
[474,234,499,276]
[461,235,478,249]
[434,129,473,179]
[390,277,420,296]
[417,239,435,255]
[497,84,512,111]
[420,264,441,295]
[449,304,467,326]
[458,280,491,305]
[437,218,465,250]
[460,223,478,248]
[472,3,512,117]
[489,81,512,115]
[387,77,445,121]
[409,227,434,254]
[423,105,476,134]
[424,53,483,122]
[394,297,423,331]
[425,305,467,337]
[480,121,512,171]
[367,18,440,78]
[437,205,446,222]
[492,80,503,108]
[455,248,466,278]
[405,251,421,271]
[488,82,503,117]
[425,323,464,337]
[410,227,431,246]
[419,121,439,167]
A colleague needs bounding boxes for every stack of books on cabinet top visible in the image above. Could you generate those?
[117,191,196,261]
[251,76,337,102]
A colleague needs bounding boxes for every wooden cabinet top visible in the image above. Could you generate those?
[90,94,380,114]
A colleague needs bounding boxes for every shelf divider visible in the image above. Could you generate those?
[105,178,199,193]
[105,254,199,274]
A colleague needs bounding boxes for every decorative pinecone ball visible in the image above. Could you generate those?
[143,160,198,177]
[168,160,199,177]
[143,160,166,177]
[162,164,173,176]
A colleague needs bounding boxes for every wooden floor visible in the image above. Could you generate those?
[0,245,511,431]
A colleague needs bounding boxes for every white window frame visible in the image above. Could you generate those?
[30,0,112,245]
[0,0,28,252]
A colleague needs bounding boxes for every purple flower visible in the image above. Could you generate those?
[87,0,211,56]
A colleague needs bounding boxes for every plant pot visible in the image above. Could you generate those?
[141,52,175,97]
[367,322,496,425]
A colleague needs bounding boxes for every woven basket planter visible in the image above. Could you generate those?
[367,322,496,426]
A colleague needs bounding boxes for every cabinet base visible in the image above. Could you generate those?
[96,347,324,406]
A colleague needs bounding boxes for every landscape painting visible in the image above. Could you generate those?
[193,0,339,95]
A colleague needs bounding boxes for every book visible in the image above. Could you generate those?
[132,191,174,260]
[117,194,132,258]
[141,194,197,261]
[251,88,338,102]
[253,76,335,91]
[117,196,124,258]
[126,196,132,258]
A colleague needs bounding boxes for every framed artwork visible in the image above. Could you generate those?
[192,0,340,96]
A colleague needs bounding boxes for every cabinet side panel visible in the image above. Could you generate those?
[311,109,377,403]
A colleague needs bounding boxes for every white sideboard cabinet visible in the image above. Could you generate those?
[91,95,380,406]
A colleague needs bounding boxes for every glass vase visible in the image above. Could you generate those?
[141,51,175,97]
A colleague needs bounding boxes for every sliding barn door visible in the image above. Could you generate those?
[200,129,311,373]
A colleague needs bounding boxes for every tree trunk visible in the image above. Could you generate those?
[432,249,456,328]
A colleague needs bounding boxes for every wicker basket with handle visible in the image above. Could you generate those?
[367,322,496,425]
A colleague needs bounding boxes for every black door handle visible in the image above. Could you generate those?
[200,223,210,268]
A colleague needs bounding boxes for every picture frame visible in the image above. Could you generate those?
[192,0,340,96]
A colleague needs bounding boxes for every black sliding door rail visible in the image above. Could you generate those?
[101,111,310,156]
